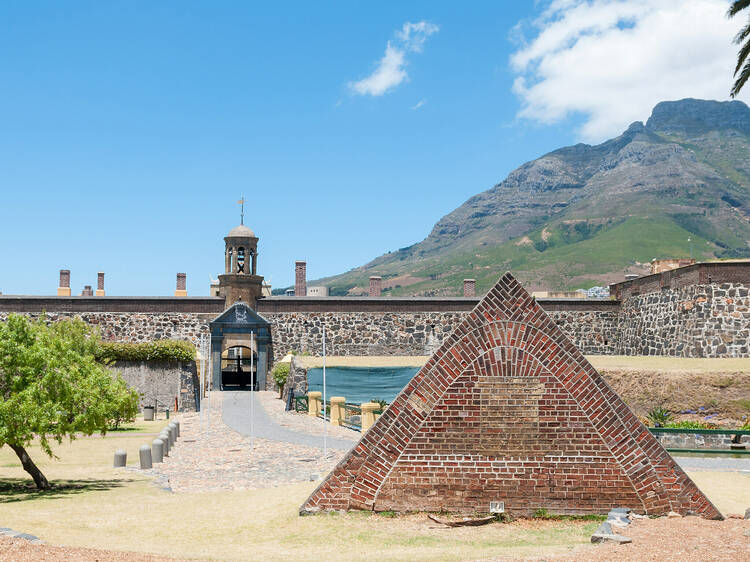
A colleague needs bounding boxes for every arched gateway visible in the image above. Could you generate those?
[209,301,271,391]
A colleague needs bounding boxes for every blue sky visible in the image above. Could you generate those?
[1,1,745,295]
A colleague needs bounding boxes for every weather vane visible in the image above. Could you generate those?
[237,196,246,225]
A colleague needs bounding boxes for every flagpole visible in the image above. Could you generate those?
[323,324,327,458]
[199,335,204,437]
[206,337,211,430]
[250,331,255,449]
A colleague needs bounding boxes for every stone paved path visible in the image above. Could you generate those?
[222,391,357,451]
[149,392,356,493]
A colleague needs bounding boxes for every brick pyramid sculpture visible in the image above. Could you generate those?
[301,273,722,518]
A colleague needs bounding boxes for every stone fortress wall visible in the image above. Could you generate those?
[258,299,621,359]
[1,262,749,360]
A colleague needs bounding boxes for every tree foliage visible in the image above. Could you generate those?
[729,0,750,97]
[0,314,139,489]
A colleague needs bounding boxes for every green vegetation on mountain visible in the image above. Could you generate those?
[317,99,750,295]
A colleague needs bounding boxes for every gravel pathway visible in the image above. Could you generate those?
[222,391,358,451]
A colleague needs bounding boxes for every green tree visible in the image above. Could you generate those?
[729,1,750,97]
[0,315,139,489]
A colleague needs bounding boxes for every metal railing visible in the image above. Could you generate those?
[294,395,308,413]
[341,403,362,432]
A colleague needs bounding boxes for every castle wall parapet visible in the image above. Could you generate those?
[610,261,750,299]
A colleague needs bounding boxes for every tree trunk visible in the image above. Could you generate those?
[9,444,51,490]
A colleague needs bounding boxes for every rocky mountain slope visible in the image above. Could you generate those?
[316,99,750,296]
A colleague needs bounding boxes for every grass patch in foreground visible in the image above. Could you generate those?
[533,508,606,522]
[1,412,747,560]
[0,430,598,561]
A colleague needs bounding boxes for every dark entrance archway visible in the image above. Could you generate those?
[209,301,271,391]
[221,345,257,390]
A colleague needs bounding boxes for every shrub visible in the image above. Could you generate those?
[271,362,291,398]
[646,406,673,427]
[97,340,196,362]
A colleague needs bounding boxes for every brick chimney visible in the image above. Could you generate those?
[295,261,307,297]
[82,285,93,296]
[369,276,382,297]
[175,273,187,297]
[95,272,105,296]
[57,269,71,296]
[463,279,476,298]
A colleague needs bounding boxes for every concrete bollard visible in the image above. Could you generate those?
[160,432,170,456]
[330,397,346,426]
[174,421,180,437]
[139,444,153,469]
[152,439,164,463]
[361,402,379,431]
[168,423,177,446]
[113,449,127,467]
[308,391,322,417]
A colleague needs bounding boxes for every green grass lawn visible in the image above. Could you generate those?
[2,401,749,560]
[0,417,602,561]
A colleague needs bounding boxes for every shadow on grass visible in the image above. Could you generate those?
[0,478,128,503]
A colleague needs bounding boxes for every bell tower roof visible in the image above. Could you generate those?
[227,224,255,238]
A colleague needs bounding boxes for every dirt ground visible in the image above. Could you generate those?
[0,537,174,561]
[552,516,750,562]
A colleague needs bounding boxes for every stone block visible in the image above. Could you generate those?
[113,449,127,468]
[329,397,346,426]
[139,445,152,469]
[308,391,322,417]
[152,439,164,463]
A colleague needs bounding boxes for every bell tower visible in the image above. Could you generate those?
[218,200,264,308]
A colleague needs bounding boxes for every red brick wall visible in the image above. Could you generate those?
[369,276,382,297]
[463,279,476,297]
[301,273,722,518]
[295,261,306,297]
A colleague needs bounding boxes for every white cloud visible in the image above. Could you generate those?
[412,99,426,110]
[349,21,439,97]
[396,21,440,52]
[349,42,407,96]
[510,0,750,142]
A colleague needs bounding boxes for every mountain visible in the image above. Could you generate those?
[316,99,750,296]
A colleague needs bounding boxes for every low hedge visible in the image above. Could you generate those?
[97,340,196,363]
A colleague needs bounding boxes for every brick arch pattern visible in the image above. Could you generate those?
[300,273,722,518]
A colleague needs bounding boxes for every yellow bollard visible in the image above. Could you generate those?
[308,392,322,417]
[330,396,346,426]
[361,402,379,431]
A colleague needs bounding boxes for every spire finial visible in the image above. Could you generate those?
[237,196,246,225]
